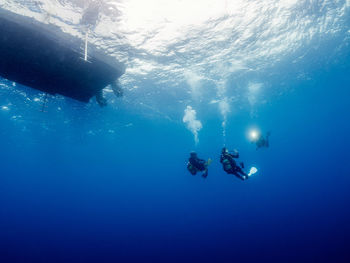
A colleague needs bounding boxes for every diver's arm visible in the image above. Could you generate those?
[198,159,206,165]
[229,152,239,158]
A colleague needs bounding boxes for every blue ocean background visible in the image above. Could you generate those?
[1,1,350,262]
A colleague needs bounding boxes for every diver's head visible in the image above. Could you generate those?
[190,151,197,157]
[222,147,228,154]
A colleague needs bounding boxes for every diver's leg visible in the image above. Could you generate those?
[96,90,107,107]
[111,81,123,97]
[233,172,245,181]
[236,167,248,180]
[202,169,208,178]
[236,166,247,175]
[190,168,197,176]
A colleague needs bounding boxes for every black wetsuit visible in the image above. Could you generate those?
[188,156,208,178]
[256,133,270,150]
[220,152,247,180]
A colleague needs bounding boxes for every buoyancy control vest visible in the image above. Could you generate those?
[222,158,232,172]
[187,162,197,175]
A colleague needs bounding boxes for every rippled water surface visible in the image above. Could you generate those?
[1,0,349,118]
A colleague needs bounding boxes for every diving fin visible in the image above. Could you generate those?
[248,167,258,177]
[202,170,208,178]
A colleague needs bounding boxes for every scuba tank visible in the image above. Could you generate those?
[222,158,232,172]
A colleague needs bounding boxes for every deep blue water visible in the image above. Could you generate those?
[1,61,350,262]
[1,10,350,263]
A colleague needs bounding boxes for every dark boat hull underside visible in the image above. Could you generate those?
[0,8,125,102]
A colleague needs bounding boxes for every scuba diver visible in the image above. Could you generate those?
[220,147,248,180]
[95,81,123,107]
[187,152,211,178]
[96,90,107,107]
[253,131,271,150]
[80,1,124,107]
[111,81,124,97]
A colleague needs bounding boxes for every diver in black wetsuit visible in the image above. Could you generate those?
[187,152,209,178]
[80,1,124,107]
[95,81,124,107]
[96,89,107,107]
[111,81,123,97]
[220,147,248,180]
[254,131,271,150]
